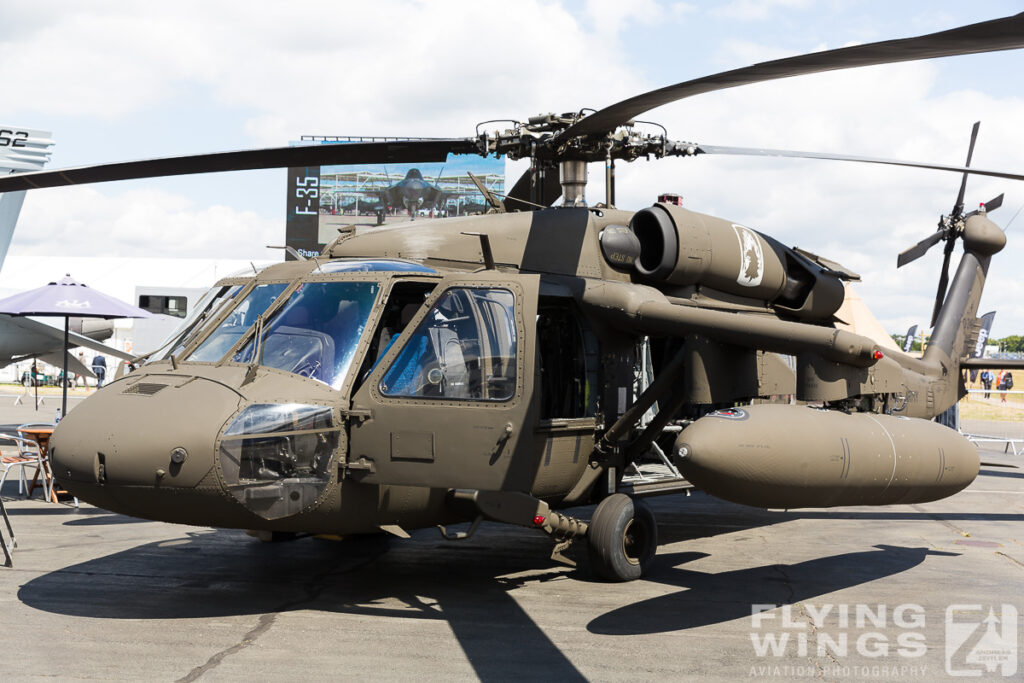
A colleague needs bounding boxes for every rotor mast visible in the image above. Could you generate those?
[559,160,588,207]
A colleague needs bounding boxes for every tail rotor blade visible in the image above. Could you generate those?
[952,121,981,215]
[984,193,1004,212]
[964,193,1005,219]
[897,229,943,267]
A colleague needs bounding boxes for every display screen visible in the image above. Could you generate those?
[285,138,504,260]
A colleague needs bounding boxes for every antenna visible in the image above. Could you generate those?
[267,245,308,261]
[461,231,495,270]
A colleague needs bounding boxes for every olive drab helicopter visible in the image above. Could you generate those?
[4,13,1024,582]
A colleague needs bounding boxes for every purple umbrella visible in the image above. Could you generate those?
[0,275,152,417]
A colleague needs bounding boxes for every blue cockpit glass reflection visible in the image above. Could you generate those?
[318,259,437,274]
[380,288,517,401]
[188,283,288,362]
[233,281,379,389]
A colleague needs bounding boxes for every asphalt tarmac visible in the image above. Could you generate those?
[1,403,1021,681]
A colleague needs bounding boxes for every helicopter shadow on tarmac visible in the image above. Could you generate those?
[16,499,957,681]
[18,524,590,680]
[976,468,1024,480]
[0,497,151,525]
[586,544,948,636]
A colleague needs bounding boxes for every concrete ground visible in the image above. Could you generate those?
[1,405,1021,681]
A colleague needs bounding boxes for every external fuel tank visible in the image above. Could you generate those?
[673,404,978,508]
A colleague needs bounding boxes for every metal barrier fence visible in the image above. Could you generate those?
[959,388,1024,455]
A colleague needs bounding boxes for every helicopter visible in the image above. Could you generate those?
[2,13,1024,582]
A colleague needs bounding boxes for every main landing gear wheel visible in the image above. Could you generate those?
[587,493,657,582]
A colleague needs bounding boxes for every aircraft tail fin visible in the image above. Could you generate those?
[922,216,1003,367]
[894,123,1007,381]
[0,126,55,270]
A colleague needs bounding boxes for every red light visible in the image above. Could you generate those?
[533,515,546,527]
[873,350,884,360]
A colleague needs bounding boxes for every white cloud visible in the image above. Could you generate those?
[3,1,649,142]
[711,0,813,22]
[585,0,662,39]
[2,3,1022,336]
[12,186,280,259]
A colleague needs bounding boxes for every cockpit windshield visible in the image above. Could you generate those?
[232,281,379,389]
[187,283,289,362]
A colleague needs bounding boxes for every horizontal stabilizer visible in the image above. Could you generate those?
[960,358,1024,370]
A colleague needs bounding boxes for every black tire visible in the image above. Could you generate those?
[587,493,657,582]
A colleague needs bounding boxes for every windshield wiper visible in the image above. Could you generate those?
[242,313,267,386]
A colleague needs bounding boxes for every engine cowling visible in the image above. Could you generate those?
[628,203,845,320]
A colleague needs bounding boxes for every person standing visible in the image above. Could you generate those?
[981,369,993,399]
[91,354,107,388]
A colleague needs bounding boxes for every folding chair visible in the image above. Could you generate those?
[1,495,13,567]
[14,424,57,503]
[0,432,45,568]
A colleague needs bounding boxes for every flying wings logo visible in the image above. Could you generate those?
[945,604,1017,677]
[733,224,764,287]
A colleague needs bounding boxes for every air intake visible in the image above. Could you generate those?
[122,382,168,396]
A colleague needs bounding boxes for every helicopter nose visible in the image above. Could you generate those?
[49,376,242,514]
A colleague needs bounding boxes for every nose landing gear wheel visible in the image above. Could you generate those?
[587,493,657,581]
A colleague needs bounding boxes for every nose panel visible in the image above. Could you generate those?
[51,376,242,489]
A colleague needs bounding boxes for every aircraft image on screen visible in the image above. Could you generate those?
[337,196,384,215]
[318,158,503,219]
[4,13,1024,582]
[376,168,445,217]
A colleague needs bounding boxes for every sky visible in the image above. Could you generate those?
[1,0,1023,338]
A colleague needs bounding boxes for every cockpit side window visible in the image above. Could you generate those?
[352,281,436,392]
[379,287,517,401]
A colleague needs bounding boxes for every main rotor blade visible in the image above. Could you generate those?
[690,144,1024,183]
[0,139,479,193]
[557,13,1024,141]
[897,230,943,268]
[953,121,981,215]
